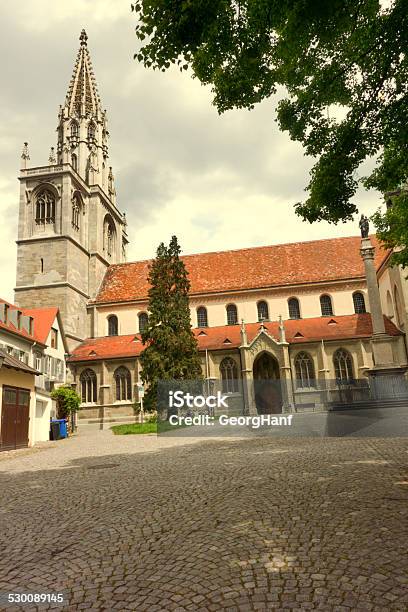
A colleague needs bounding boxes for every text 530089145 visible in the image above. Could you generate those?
[0,593,65,605]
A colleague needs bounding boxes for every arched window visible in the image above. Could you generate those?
[71,194,81,231]
[70,121,79,138]
[394,286,403,326]
[333,349,354,382]
[88,122,96,141]
[257,301,269,322]
[104,216,116,258]
[288,297,301,320]
[71,153,78,172]
[138,312,148,333]
[226,304,238,325]
[107,315,118,336]
[197,306,208,328]
[80,369,97,403]
[294,352,315,388]
[220,357,239,393]
[386,290,394,318]
[35,190,55,225]
[114,366,132,401]
[320,294,333,317]
[353,292,366,314]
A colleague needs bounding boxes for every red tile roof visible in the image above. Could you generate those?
[22,307,59,344]
[67,314,401,362]
[0,299,58,346]
[93,235,389,305]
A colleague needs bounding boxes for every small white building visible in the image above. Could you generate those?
[0,300,68,448]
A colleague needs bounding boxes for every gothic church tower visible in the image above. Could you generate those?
[14,31,128,350]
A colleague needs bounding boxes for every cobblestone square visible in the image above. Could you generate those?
[0,431,407,610]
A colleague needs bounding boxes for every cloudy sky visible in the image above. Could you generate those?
[0,1,384,302]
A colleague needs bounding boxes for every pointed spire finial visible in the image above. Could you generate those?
[21,142,30,169]
[48,146,56,165]
[278,315,286,343]
[80,29,88,46]
[240,319,248,346]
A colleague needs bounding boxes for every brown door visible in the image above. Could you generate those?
[1,386,30,450]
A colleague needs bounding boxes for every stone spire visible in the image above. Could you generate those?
[65,29,101,117]
[56,30,110,193]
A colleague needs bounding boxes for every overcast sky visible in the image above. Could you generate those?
[0,1,384,303]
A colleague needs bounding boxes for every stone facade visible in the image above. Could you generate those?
[14,32,128,351]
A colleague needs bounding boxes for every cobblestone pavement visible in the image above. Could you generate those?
[0,430,407,611]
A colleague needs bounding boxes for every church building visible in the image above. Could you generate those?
[13,32,408,425]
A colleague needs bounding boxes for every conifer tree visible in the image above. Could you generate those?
[140,236,202,413]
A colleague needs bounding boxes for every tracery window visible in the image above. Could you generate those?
[353,292,366,314]
[80,369,97,403]
[294,352,315,388]
[288,297,301,319]
[220,357,239,393]
[320,294,333,317]
[257,301,269,322]
[114,366,132,401]
[333,349,354,382]
[197,306,208,328]
[88,122,96,141]
[70,121,79,138]
[108,315,118,336]
[138,312,148,333]
[226,304,238,325]
[35,190,55,225]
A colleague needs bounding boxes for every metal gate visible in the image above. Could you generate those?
[1,386,30,450]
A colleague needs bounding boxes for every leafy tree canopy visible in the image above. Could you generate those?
[140,236,202,411]
[132,0,408,230]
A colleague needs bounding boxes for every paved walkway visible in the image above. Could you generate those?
[0,430,407,610]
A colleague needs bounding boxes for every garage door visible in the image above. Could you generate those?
[1,386,30,450]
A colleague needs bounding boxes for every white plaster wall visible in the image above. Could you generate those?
[93,282,369,337]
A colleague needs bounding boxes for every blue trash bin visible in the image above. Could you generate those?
[50,419,68,439]
[59,419,68,438]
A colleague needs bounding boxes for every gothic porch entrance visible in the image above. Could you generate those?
[253,352,282,414]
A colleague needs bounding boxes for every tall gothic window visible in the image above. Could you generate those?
[288,297,301,319]
[71,153,78,172]
[104,216,116,258]
[226,304,238,325]
[114,366,132,401]
[294,352,315,388]
[257,301,269,322]
[35,190,55,225]
[353,292,366,314]
[394,286,403,326]
[80,369,97,403]
[197,306,208,328]
[88,122,96,141]
[320,294,333,316]
[71,195,81,231]
[108,315,118,336]
[138,312,148,333]
[70,121,79,138]
[220,357,239,393]
[333,349,354,382]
